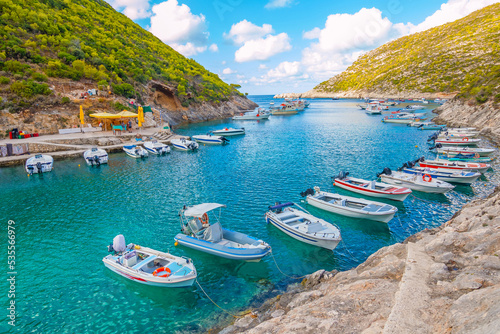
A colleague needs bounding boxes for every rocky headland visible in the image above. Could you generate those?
[219,184,500,334]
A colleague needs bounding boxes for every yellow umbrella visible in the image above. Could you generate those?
[80,105,84,125]
[115,110,139,118]
[138,106,143,127]
[89,112,121,119]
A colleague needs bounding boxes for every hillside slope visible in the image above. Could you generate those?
[0,0,255,135]
[304,3,500,101]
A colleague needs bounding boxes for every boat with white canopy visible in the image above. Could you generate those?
[175,203,271,261]
[265,202,341,250]
[25,154,53,174]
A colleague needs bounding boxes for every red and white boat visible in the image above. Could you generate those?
[333,172,411,201]
[435,137,481,146]
[419,159,490,173]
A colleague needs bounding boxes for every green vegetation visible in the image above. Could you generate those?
[315,3,500,103]
[61,96,70,104]
[0,0,240,105]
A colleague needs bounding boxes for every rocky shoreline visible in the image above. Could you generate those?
[273,90,457,100]
[214,98,499,334]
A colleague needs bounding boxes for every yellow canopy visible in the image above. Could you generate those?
[89,112,121,119]
[80,105,85,125]
[138,106,143,127]
[116,110,139,118]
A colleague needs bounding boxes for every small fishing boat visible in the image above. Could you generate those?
[333,171,411,201]
[429,144,495,157]
[445,127,476,133]
[438,130,479,138]
[301,187,397,223]
[171,138,199,151]
[143,140,170,155]
[401,167,481,185]
[382,113,424,124]
[103,235,197,288]
[265,202,341,250]
[434,137,481,146]
[232,108,271,120]
[365,103,383,115]
[418,158,490,173]
[25,154,53,174]
[211,128,245,136]
[377,168,454,193]
[437,153,492,163]
[83,147,108,166]
[417,123,446,130]
[405,105,425,110]
[123,145,148,158]
[192,134,229,145]
[175,203,271,261]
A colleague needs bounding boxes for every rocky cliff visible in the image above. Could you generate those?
[433,99,500,145]
[218,187,500,334]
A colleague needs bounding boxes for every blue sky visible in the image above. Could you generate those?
[106,0,499,95]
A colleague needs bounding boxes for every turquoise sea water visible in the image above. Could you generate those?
[1,96,498,333]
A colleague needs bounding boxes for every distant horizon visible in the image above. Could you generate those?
[107,0,499,95]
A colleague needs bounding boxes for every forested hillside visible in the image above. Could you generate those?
[314,3,500,103]
[0,0,240,112]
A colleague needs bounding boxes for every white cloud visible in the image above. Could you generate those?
[225,20,274,45]
[149,0,208,56]
[265,0,294,9]
[108,0,151,20]
[236,74,245,79]
[410,0,500,33]
[221,60,227,65]
[222,67,236,75]
[209,44,219,52]
[251,61,309,84]
[235,32,292,62]
[258,64,268,70]
[303,27,321,40]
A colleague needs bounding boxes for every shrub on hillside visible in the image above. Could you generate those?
[10,80,52,98]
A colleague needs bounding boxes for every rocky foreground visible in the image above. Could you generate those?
[219,187,500,334]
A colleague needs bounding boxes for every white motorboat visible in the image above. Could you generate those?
[25,154,53,174]
[301,187,398,223]
[175,203,271,261]
[377,168,454,193]
[83,147,108,166]
[123,145,148,159]
[405,105,425,110]
[171,138,199,151]
[430,144,496,157]
[365,103,383,115]
[232,108,271,120]
[192,134,229,145]
[271,103,302,115]
[211,128,245,136]
[103,235,197,288]
[401,167,481,185]
[418,158,490,173]
[265,202,341,250]
[434,137,481,146]
[445,127,476,133]
[438,130,479,138]
[382,113,424,124]
[143,140,170,155]
[333,172,411,201]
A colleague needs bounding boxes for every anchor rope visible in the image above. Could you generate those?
[269,249,307,280]
[409,193,451,207]
[340,238,360,263]
[195,279,252,319]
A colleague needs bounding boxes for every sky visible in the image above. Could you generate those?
[105,0,500,95]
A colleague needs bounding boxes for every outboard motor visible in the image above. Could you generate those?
[36,162,43,173]
[428,143,442,150]
[93,155,101,166]
[27,165,35,175]
[187,143,196,151]
[300,188,315,197]
[335,171,349,180]
[427,133,438,142]
[221,137,230,145]
[376,167,392,177]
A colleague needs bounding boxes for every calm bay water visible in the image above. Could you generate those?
[1,96,498,333]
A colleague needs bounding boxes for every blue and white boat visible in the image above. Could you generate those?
[401,167,480,185]
[192,134,229,145]
[175,203,271,261]
[265,202,341,250]
[83,147,108,166]
[123,145,148,158]
[171,138,199,151]
[143,140,170,155]
[103,235,197,288]
[211,128,245,136]
[25,154,53,174]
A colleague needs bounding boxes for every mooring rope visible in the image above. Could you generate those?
[195,279,253,319]
[269,249,307,280]
[340,238,360,263]
[410,193,451,207]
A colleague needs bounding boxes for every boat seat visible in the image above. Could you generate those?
[307,223,326,233]
[336,199,347,206]
[364,204,382,212]
[282,217,302,225]
[276,212,296,220]
[132,255,157,270]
